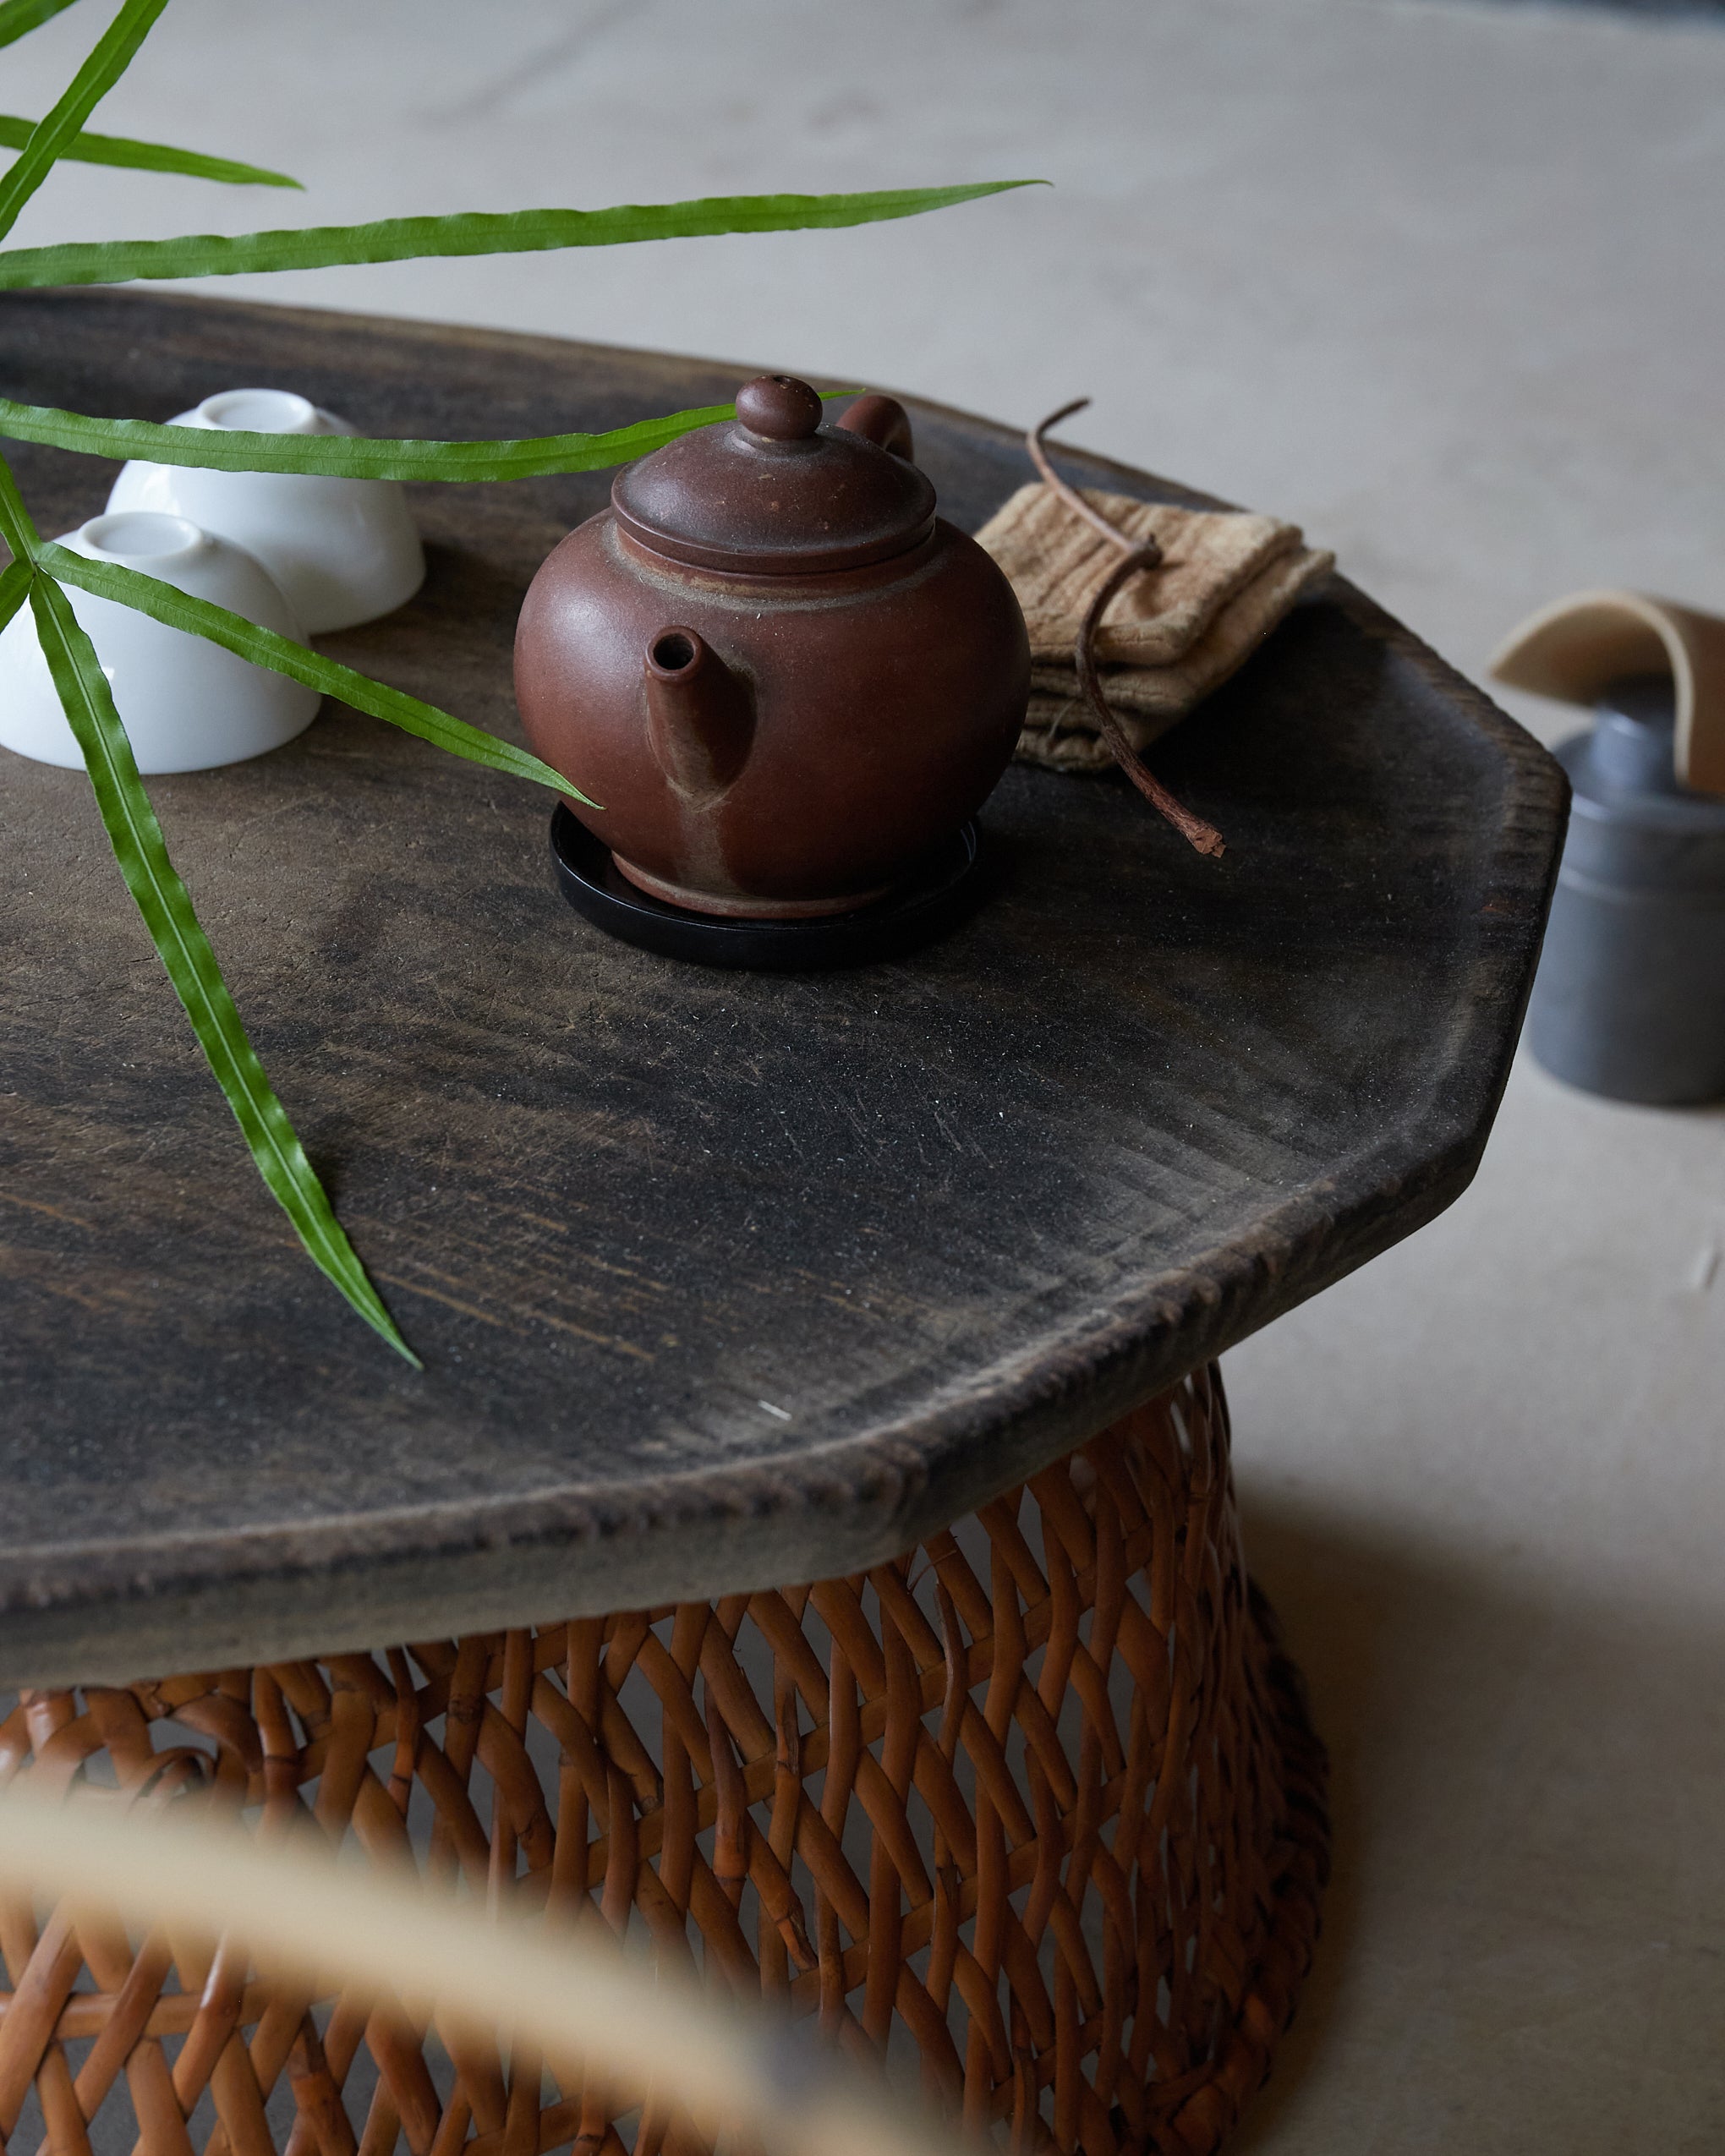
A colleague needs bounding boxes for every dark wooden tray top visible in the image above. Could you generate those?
[0,291,1566,1688]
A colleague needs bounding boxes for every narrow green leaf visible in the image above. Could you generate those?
[42,543,599,806]
[0,114,301,188]
[0,178,1043,288]
[25,566,419,1363]
[0,0,81,53]
[0,442,40,558]
[0,389,734,481]
[0,553,31,631]
[0,0,172,244]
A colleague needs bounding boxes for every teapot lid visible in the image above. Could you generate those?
[611,375,936,576]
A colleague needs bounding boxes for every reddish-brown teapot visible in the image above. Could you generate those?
[513,375,1030,917]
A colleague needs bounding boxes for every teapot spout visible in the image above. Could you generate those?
[643,627,754,805]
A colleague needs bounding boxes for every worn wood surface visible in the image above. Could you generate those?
[0,291,1566,1688]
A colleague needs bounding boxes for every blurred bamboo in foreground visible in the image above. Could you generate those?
[0,1778,961,2156]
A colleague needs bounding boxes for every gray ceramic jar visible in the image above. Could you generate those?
[1530,677,1725,1103]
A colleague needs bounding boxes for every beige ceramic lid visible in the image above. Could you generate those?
[611,375,936,577]
[1490,588,1725,798]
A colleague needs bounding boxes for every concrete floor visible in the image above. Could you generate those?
[5,1,1724,2148]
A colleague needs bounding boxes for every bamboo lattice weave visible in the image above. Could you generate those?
[0,1365,1327,2156]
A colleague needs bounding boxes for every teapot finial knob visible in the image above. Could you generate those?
[736,375,824,443]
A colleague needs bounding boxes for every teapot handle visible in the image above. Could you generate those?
[835,393,915,464]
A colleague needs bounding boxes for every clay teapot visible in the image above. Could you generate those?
[513,375,1030,917]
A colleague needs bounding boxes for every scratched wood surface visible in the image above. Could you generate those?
[0,290,1565,1688]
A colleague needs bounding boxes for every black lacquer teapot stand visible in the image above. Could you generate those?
[549,804,988,970]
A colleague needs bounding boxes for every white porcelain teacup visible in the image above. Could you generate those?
[0,511,321,773]
[106,386,425,635]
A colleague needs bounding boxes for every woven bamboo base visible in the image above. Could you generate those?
[0,1365,1327,2156]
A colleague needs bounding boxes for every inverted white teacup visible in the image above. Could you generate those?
[0,511,321,773]
[107,386,425,633]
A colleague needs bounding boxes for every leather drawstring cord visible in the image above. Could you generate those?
[1028,398,1159,556]
[1029,402,1227,859]
[1075,546,1228,859]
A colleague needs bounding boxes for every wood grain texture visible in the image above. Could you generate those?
[0,291,1567,1688]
